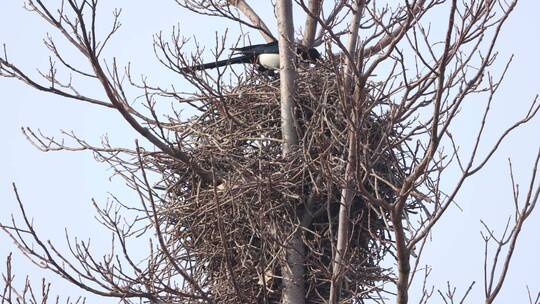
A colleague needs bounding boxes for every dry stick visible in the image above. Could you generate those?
[313,0,347,44]
[329,132,357,304]
[276,0,305,303]
[408,1,521,249]
[393,1,458,304]
[82,35,212,181]
[48,1,212,299]
[296,0,363,80]
[363,0,427,58]
[210,156,246,302]
[329,1,364,303]
[92,63,210,182]
[27,0,213,182]
[363,0,427,78]
[135,142,212,303]
[485,149,540,304]
[228,0,275,43]
[8,184,141,299]
[0,58,114,109]
[2,253,13,302]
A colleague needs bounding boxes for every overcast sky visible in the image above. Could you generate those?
[1,1,539,303]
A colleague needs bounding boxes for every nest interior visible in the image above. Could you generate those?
[161,66,413,303]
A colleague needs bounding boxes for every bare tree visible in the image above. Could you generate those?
[1,0,539,303]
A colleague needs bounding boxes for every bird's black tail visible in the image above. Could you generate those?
[230,41,278,55]
[180,55,252,72]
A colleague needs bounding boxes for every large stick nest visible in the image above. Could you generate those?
[158,66,417,303]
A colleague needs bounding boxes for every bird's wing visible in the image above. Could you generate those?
[180,55,252,72]
[231,41,279,55]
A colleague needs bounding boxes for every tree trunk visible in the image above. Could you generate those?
[276,0,305,303]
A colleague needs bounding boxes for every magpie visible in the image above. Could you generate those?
[181,41,321,73]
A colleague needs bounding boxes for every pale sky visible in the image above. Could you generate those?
[1,1,539,303]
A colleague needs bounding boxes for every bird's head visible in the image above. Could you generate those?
[297,46,321,63]
[306,48,321,62]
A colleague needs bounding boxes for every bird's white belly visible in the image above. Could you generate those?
[258,53,281,70]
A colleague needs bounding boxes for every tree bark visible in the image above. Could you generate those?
[302,0,321,47]
[329,2,364,303]
[277,0,298,155]
[276,1,304,303]
[329,132,356,304]
[343,0,364,90]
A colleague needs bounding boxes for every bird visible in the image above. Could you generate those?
[180,41,321,73]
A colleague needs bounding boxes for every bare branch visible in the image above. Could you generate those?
[229,0,275,42]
